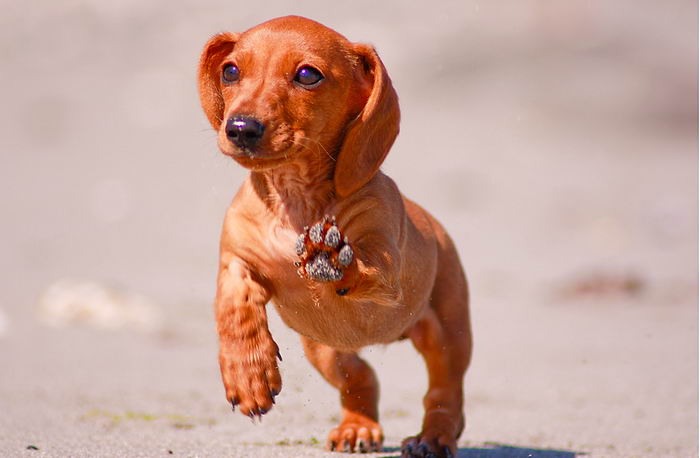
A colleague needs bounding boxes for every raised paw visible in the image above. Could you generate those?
[219,336,282,422]
[295,215,354,282]
[327,419,383,453]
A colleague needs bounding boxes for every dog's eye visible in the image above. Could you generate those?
[222,64,240,84]
[294,66,324,88]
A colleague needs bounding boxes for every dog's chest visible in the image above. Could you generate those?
[255,223,397,347]
[263,224,299,262]
[257,223,307,286]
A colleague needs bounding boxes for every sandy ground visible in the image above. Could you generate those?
[0,1,697,457]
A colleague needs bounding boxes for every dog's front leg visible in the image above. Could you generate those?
[301,336,383,453]
[215,257,281,419]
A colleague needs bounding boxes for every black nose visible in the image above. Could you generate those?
[225,116,265,149]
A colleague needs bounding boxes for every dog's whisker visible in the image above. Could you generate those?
[298,137,336,162]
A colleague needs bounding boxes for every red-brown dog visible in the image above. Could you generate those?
[198,16,472,458]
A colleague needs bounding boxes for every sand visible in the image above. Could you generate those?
[0,1,697,457]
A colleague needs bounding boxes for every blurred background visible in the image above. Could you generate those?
[0,1,697,457]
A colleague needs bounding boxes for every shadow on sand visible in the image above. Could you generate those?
[381,443,582,458]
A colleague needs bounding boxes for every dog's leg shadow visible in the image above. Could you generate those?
[379,442,584,458]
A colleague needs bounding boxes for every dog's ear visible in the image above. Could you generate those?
[198,32,239,129]
[334,44,400,197]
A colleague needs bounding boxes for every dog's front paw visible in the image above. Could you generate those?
[295,215,354,282]
[219,336,282,421]
[327,417,383,453]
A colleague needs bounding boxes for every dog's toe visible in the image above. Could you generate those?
[326,420,382,453]
[337,243,353,267]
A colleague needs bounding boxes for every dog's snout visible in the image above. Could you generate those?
[225,116,265,149]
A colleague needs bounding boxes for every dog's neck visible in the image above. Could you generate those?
[251,161,335,228]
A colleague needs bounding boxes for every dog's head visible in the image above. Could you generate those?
[198,16,400,197]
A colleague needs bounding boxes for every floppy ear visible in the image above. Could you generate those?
[334,44,400,197]
[198,32,239,129]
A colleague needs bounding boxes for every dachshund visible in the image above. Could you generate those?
[198,15,472,458]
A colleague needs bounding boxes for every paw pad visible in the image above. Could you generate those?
[305,252,343,282]
[338,242,353,267]
[295,215,354,282]
[324,225,341,248]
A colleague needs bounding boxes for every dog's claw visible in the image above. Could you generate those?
[276,350,282,361]
[443,446,453,458]
[343,440,352,453]
[357,439,368,453]
[329,440,337,451]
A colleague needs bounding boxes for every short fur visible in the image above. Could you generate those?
[198,16,472,457]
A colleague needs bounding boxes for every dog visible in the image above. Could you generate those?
[198,16,472,458]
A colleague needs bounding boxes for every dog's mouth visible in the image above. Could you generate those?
[225,147,266,160]
[217,127,310,170]
[218,142,295,171]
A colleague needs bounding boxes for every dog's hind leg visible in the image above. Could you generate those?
[301,336,383,453]
[402,238,472,458]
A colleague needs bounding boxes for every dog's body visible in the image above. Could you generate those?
[199,16,472,457]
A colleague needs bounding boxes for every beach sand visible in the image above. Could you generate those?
[0,1,697,456]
